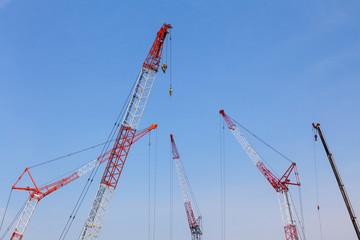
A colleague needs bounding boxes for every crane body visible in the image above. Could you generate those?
[10,125,157,240]
[170,134,202,240]
[220,110,301,240]
[312,123,360,239]
[79,24,172,240]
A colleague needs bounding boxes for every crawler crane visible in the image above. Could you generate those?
[10,125,157,240]
[79,23,172,240]
[170,134,202,240]
[220,110,302,240]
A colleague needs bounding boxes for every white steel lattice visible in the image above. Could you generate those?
[12,196,39,239]
[123,68,156,129]
[226,120,301,240]
[79,68,157,240]
[174,158,191,204]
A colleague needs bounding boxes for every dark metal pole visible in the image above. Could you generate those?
[313,123,360,239]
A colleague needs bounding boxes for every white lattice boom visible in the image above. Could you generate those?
[219,110,301,240]
[170,134,202,240]
[79,23,172,240]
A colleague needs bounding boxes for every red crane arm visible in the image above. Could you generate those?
[142,23,172,72]
[219,110,300,192]
[170,134,180,159]
[12,124,157,200]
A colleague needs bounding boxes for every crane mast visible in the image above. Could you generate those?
[220,110,301,240]
[170,134,202,240]
[9,125,157,240]
[312,123,360,239]
[79,24,172,240]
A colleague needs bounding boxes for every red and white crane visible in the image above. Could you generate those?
[79,23,172,240]
[219,110,302,240]
[9,124,157,240]
[170,134,202,240]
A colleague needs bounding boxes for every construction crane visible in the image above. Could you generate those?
[9,124,157,240]
[312,123,360,239]
[219,110,302,240]
[79,23,172,240]
[170,134,202,240]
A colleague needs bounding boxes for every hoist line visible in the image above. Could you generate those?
[229,116,294,163]
[59,73,139,240]
[298,186,306,239]
[289,191,306,240]
[0,199,27,240]
[219,116,226,240]
[183,165,201,217]
[27,139,116,170]
[313,133,324,240]
[0,189,13,232]
[169,30,172,90]
[169,141,174,240]
[152,128,158,240]
[148,132,151,240]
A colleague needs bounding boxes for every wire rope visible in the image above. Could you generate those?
[313,130,324,240]
[148,132,151,240]
[229,116,293,163]
[59,71,139,240]
[169,140,174,240]
[28,139,116,169]
[0,189,13,232]
[219,116,226,240]
[169,30,172,91]
[0,199,27,240]
[152,129,157,240]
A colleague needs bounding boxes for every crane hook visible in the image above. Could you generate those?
[161,64,167,73]
[169,87,173,96]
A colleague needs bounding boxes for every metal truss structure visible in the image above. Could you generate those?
[170,134,202,240]
[79,23,172,240]
[220,110,301,240]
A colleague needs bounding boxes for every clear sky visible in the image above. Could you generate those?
[1,1,360,240]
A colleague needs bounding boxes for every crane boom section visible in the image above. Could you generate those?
[219,110,300,240]
[79,24,171,240]
[170,134,202,240]
[313,123,360,239]
[10,125,156,240]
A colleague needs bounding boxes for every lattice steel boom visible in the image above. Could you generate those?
[220,110,301,240]
[313,123,360,239]
[170,134,202,240]
[10,124,156,240]
[79,23,172,240]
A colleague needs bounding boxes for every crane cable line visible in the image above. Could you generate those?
[148,131,151,240]
[27,139,116,170]
[169,141,174,240]
[152,129,158,240]
[147,129,158,240]
[0,199,28,240]
[0,189,13,232]
[228,116,294,163]
[219,116,226,240]
[313,128,324,240]
[59,72,139,240]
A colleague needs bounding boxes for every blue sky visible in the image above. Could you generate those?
[1,1,360,240]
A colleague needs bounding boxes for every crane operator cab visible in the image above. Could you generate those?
[161,64,167,73]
